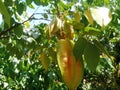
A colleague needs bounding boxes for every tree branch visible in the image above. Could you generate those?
[0,12,51,39]
[0,14,34,38]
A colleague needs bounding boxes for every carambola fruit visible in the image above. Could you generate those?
[56,39,83,90]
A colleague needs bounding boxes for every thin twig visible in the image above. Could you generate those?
[32,17,51,21]
[34,13,52,15]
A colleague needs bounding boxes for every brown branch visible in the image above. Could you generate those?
[0,14,34,39]
[0,12,51,39]
[0,23,20,38]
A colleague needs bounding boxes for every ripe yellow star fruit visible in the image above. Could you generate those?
[56,39,83,90]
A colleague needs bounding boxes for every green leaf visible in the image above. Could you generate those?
[17,61,24,71]
[74,11,81,22]
[84,9,94,25]
[34,0,48,6]
[40,52,50,70]
[6,43,14,56]
[84,26,101,35]
[84,42,100,71]
[17,2,26,15]
[4,0,13,6]
[26,0,32,5]
[43,13,48,19]
[73,37,88,60]
[73,22,84,30]
[104,0,110,4]
[34,0,40,5]
[14,25,23,38]
[93,40,111,59]
[16,49,23,59]
[0,0,10,27]
[28,3,35,9]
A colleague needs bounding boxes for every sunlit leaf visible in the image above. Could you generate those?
[84,26,101,35]
[28,3,35,9]
[40,52,50,70]
[24,21,30,28]
[64,21,74,39]
[84,9,94,25]
[90,7,112,27]
[74,11,81,22]
[46,17,63,37]
[73,22,84,30]
[0,0,10,27]
[104,0,110,4]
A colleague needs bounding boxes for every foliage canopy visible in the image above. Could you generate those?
[0,0,120,89]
